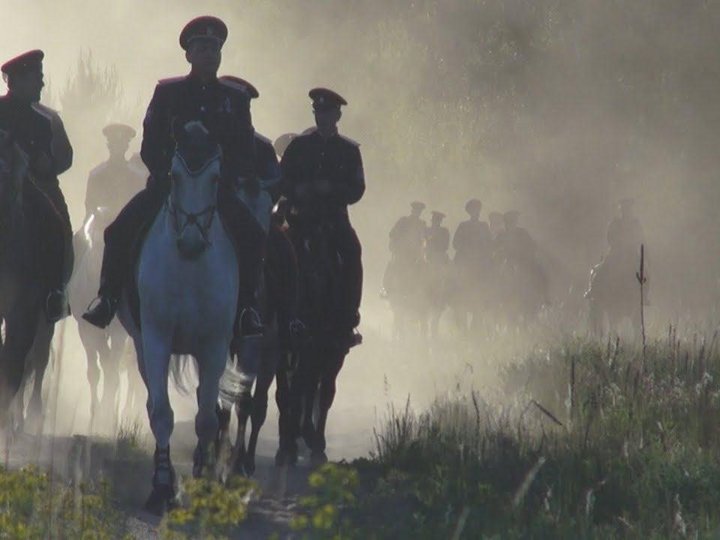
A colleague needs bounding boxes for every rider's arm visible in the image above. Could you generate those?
[219,90,256,183]
[279,140,302,205]
[332,145,365,206]
[49,112,73,175]
[141,84,172,183]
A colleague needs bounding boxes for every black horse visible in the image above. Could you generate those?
[276,215,352,466]
[0,131,64,431]
[215,218,300,477]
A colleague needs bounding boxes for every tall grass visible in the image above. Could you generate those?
[357,332,720,538]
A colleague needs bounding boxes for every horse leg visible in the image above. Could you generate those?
[100,332,124,435]
[79,326,103,434]
[275,353,299,466]
[300,356,320,451]
[214,400,232,482]
[231,388,252,476]
[311,351,345,465]
[244,347,277,475]
[193,340,228,479]
[25,319,54,434]
[0,308,39,425]
[140,331,176,513]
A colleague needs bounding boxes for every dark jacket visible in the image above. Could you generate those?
[141,74,255,187]
[280,129,365,218]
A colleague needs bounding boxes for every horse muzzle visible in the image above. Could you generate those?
[176,233,209,260]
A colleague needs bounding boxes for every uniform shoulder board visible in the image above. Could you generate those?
[338,134,360,147]
[157,75,185,87]
[218,78,248,93]
[32,102,57,121]
[254,132,272,145]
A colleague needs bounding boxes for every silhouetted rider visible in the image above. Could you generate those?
[83,16,265,337]
[0,49,73,321]
[280,88,365,348]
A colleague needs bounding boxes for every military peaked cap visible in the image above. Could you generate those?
[431,210,446,220]
[179,16,228,50]
[410,201,426,211]
[2,50,44,77]
[102,123,136,141]
[309,87,347,111]
[219,75,259,99]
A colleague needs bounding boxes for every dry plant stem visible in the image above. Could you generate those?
[636,244,647,369]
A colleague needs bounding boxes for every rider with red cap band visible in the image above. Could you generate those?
[280,88,365,348]
[0,49,73,322]
[83,16,266,336]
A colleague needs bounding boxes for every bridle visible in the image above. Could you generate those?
[167,151,220,248]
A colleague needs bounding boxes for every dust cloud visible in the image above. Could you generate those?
[2,0,720,460]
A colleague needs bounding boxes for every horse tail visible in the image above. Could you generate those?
[169,354,198,396]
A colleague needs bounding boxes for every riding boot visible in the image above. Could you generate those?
[334,220,363,348]
[81,242,123,329]
[218,182,267,339]
[23,181,68,323]
[83,185,166,328]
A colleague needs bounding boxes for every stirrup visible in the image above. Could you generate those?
[45,289,68,323]
[82,295,118,329]
[238,308,264,337]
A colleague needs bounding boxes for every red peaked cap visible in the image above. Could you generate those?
[219,75,259,99]
[2,50,44,77]
[309,87,347,111]
[179,16,228,50]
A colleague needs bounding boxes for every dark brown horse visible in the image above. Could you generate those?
[275,215,352,466]
[215,221,300,477]
[0,131,63,431]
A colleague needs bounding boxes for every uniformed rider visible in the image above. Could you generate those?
[280,88,365,348]
[83,123,145,224]
[0,49,73,321]
[82,16,266,336]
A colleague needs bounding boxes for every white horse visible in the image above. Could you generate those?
[118,122,238,515]
[69,208,142,435]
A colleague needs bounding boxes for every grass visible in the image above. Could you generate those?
[319,331,720,538]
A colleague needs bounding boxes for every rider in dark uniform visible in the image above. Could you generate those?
[0,49,72,321]
[389,201,426,261]
[425,210,450,265]
[83,123,145,224]
[453,198,492,272]
[83,16,265,336]
[280,88,365,348]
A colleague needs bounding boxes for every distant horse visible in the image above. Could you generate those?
[69,208,141,435]
[382,255,428,341]
[586,252,642,338]
[118,122,239,515]
[498,258,548,328]
[215,209,300,478]
[0,131,59,432]
[276,216,353,466]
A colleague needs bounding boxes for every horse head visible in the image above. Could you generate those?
[169,121,222,259]
[0,129,27,219]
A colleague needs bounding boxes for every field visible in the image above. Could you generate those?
[3,325,720,539]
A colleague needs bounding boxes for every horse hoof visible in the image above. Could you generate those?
[310,450,328,466]
[275,447,298,467]
[144,485,176,516]
[243,456,256,477]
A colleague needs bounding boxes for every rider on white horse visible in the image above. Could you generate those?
[83,16,266,341]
